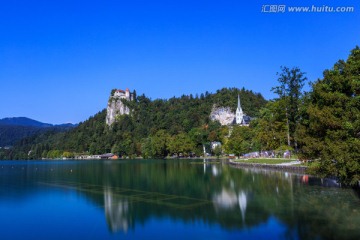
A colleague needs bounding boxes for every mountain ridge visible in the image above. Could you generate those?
[0,117,77,147]
[0,117,76,128]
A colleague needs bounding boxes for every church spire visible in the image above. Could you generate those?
[236,94,244,125]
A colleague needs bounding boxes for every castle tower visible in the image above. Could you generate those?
[236,94,244,125]
[125,88,130,99]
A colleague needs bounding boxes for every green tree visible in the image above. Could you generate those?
[225,126,253,157]
[168,133,195,156]
[253,101,288,151]
[299,47,360,185]
[150,130,171,158]
[141,137,153,159]
[62,151,74,158]
[272,66,307,148]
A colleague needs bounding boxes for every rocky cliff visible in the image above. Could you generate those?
[209,105,235,126]
[106,89,132,126]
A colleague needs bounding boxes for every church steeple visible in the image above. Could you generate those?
[236,94,244,125]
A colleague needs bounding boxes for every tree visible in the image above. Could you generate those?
[253,101,288,151]
[63,151,74,158]
[299,47,360,185]
[168,133,195,156]
[141,137,153,159]
[272,66,307,149]
[208,131,218,142]
[225,126,253,157]
[150,130,171,158]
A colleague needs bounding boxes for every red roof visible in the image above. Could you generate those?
[116,89,125,93]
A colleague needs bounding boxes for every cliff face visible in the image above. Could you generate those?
[106,89,132,126]
[209,105,235,126]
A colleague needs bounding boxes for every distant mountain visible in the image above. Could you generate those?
[0,117,77,128]
[0,117,76,147]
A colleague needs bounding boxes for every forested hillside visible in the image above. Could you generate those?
[1,87,266,159]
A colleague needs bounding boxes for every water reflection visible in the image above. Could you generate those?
[238,191,247,223]
[213,188,238,210]
[212,188,248,224]
[0,160,359,239]
[104,188,131,233]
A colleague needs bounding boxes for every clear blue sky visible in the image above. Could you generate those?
[1,0,359,124]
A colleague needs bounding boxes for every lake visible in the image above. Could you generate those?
[0,159,359,239]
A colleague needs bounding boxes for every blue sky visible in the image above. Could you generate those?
[0,0,359,124]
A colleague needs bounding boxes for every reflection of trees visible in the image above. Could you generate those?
[2,160,360,239]
[96,160,294,231]
[280,185,360,240]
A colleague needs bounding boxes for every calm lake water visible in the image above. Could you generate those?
[0,159,359,240]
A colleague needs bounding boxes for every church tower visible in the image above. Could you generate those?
[236,94,244,125]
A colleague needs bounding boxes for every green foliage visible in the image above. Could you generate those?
[272,66,307,148]
[46,150,62,159]
[110,89,116,96]
[62,151,74,158]
[168,133,195,156]
[299,46,360,185]
[150,130,171,158]
[252,101,288,150]
[224,126,254,156]
[0,124,72,147]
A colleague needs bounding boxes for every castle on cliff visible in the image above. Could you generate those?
[106,88,133,126]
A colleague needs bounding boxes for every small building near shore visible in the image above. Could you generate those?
[100,153,115,159]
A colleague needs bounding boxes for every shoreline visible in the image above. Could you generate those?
[228,159,308,173]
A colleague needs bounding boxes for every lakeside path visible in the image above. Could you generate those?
[275,160,302,166]
[228,159,308,173]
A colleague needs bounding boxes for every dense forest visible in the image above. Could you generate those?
[0,119,75,147]
[0,125,45,147]
[1,46,359,186]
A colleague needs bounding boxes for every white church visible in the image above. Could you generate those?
[235,95,251,126]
